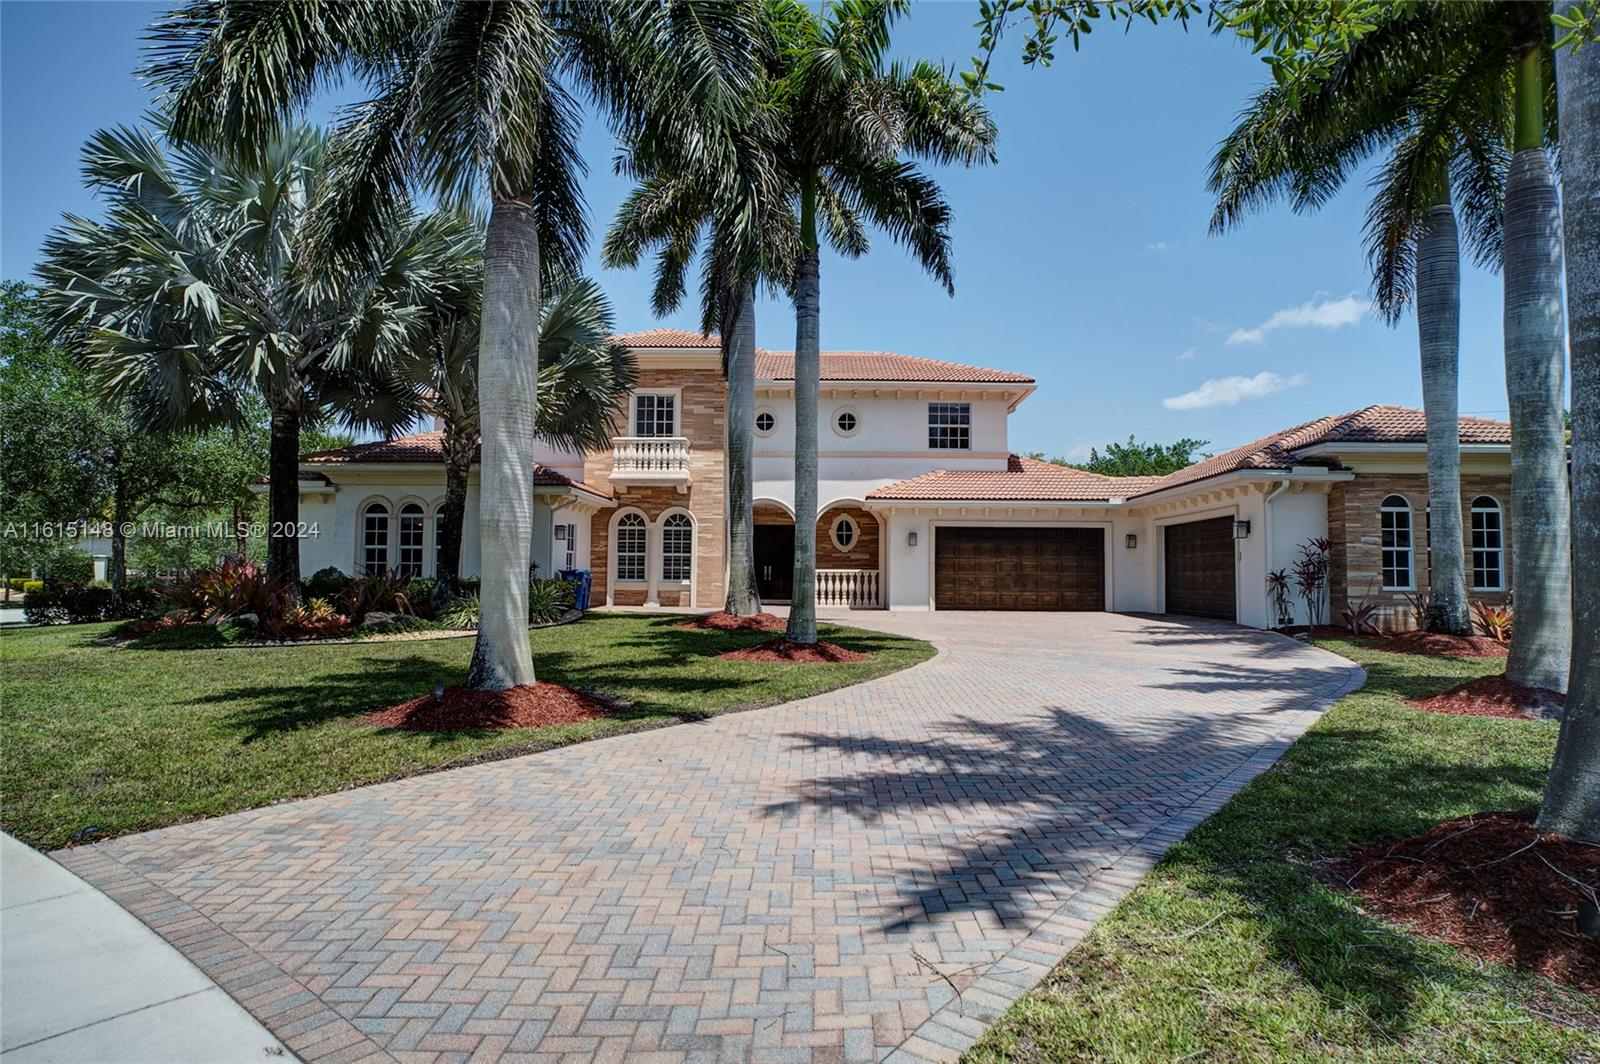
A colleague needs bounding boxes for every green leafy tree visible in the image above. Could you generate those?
[1030,436,1211,477]
[766,0,997,645]
[146,0,761,690]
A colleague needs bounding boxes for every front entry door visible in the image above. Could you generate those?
[754,525,795,602]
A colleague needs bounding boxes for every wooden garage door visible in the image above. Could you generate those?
[935,527,1105,611]
[1164,516,1236,621]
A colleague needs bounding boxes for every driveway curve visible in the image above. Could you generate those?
[59,612,1362,1064]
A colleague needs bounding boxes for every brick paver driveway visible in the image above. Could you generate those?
[58,612,1361,1064]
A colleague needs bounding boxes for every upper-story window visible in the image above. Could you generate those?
[928,402,971,450]
[634,393,676,437]
[833,408,858,436]
[1380,494,1413,590]
[1471,496,1504,590]
[755,410,776,435]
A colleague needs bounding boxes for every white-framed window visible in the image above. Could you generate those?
[755,409,776,436]
[360,503,390,576]
[833,407,859,436]
[661,513,693,582]
[555,522,577,571]
[397,503,425,576]
[615,513,647,582]
[1380,494,1413,590]
[1471,496,1504,590]
[633,393,676,437]
[928,402,971,449]
[830,514,859,551]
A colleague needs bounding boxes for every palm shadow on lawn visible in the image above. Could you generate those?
[759,654,1560,1040]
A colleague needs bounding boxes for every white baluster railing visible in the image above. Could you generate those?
[610,436,691,481]
[816,569,880,608]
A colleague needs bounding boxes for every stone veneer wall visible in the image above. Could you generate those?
[815,504,881,571]
[587,367,727,608]
[1327,473,1512,631]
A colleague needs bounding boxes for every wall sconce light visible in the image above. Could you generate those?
[907,530,918,547]
[1125,533,1138,549]
[1233,519,1252,539]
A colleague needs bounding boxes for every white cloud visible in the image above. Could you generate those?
[1176,347,1196,360]
[1146,240,1170,252]
[1226,294,1370,345]
[1162,371,1307,411]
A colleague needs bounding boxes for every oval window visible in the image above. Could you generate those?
[834,409,858,435]
[831,515,858,551]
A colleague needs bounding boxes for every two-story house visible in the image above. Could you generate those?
[295,328,1517,631]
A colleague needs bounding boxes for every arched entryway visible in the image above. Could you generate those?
[750,499,882,607]
[753,500,795,603]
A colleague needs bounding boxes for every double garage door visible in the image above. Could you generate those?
[934,526,1104,611]
[1163,516,1237,621]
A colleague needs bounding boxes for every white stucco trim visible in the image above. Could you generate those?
[606,507,650,606]
[655,506,697,609]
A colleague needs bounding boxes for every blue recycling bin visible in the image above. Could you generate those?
[558,568,592,612]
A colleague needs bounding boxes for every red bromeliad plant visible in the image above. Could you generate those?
[1342,598,1381,636]
[167,557,295,626]
[340,570,414,621]
[1471,600,1515,643]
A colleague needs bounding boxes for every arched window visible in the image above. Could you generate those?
[1380,494,1413,590]
[615,513,647,582]
[661,513,693,582]
[360,503,390,575]
[1471,496,1504,590]
[397,503,425,576]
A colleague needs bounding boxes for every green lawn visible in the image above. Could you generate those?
[966,639,1599,1063]
[0,612,932,850]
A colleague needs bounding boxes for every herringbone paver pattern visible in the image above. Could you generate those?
[57,613,1361,1064]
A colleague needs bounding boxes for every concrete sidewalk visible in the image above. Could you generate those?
[1,833,290,1063]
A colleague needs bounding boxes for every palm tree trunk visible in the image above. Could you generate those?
[786,175,821,645]
[1503,45,1572,694]
[1538,8,1599,841]
[466,197,540,691]
[436,415,474,600]
[267,406,301,588]
[1416,181,1470,635]
[724,280,761,616]
[110,470,128,600]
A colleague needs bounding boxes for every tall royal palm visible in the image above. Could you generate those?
[605,48,800,617]
[1539,5,1598,841]
[767,0,996,644]
[1209,6,1524,637]
[37,122,436,586]
[145,1,757,689]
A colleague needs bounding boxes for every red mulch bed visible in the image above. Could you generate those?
[1367,630,1509,659]
[718,638,869,664]
[1328,811,1600,993]
[363,683,610,732]
[677,611,787,633]
[1406,674,1565,720]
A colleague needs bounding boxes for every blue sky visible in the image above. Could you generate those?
[2,1,1518,460]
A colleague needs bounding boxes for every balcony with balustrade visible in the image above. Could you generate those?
[609,436,692,491]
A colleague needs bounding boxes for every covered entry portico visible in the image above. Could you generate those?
[752,498,883,607]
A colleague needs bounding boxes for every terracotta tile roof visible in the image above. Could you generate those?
[299,432,611,497]
[756,350,1034,384]
[868,406,1511,504]
[868,456,1161,501]
[611,328,720,348]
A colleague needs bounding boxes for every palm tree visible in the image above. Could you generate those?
[145,1,758,689]
[1538,5,1598,841]
[1208,8,1521,637]
[766,0,997,644]
[604,47,800,618]
[36,122,438,587]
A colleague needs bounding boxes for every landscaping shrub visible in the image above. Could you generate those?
[407,577,440,618]
[166,557,294,626]
[1471,599,1514,642]
[528,578,575,624]
[20,579,44,595]
[263,597,348,640]
[341,569,413,620]
[438,594,480,630]
[39,546,93,585]
[1341,598,1380,636]
[302,566,351,602]
[22,581,161,624]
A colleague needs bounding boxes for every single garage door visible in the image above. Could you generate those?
[935,526,1105,611]
[1164,516,1236,621]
